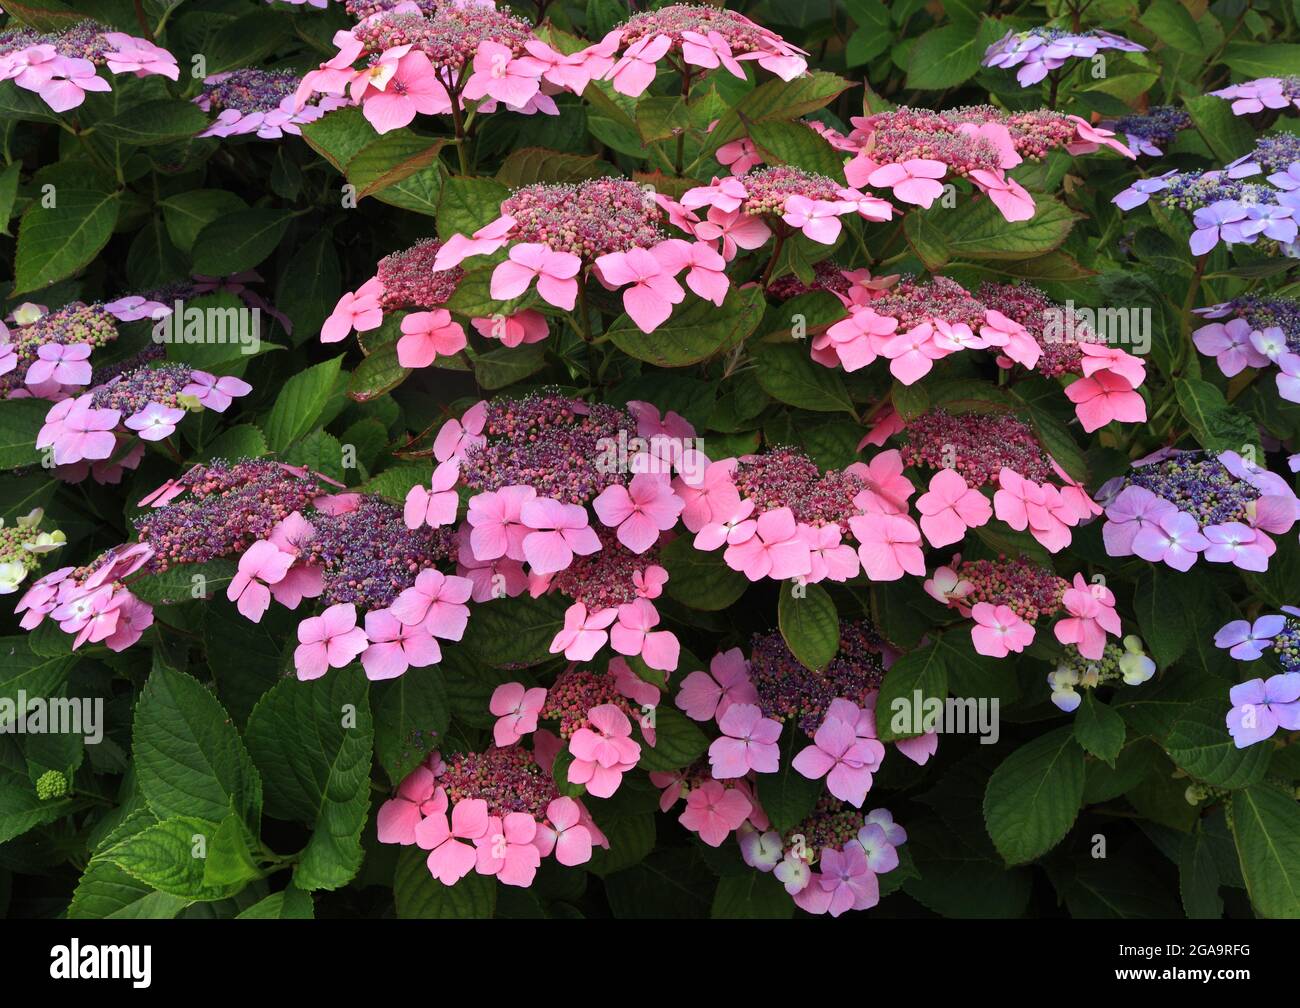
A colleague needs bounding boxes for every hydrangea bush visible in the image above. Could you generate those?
[0,0,1297,921]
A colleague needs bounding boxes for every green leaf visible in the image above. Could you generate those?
[96,98,210,146]
[637,706,709,772]
[660,535,748,611]
[301,106,376,173]
[1179,823,1223,919]
[13,187,120,294]
[132,664,262,830]
[495,147,617,186]
[904,19,1004,89]
[244,666,374,892]
[346,132,449,200]
[160,190,248,256]
[711,872,794,918]
[1175,377,1259,455]
[0,160,21,236]
[460,594,568,667]
[607,286,765,368]
[983,727,1085,865]
[0,399,49,469]
[1074,693,1125,766]
[778,581,839,670]
[752,343,854,414]
[936,194,1078,261]
[0,638,74,730]
[375,670,450,785]
[200,813,260,890]
[190,208,294,276]
[128,559,238,607]
[755,729,821,833]
[700,72,854,159]
[1230,785,1300,919]
[394,846,496,918]
[349,344,410,402]
[745,119,845,178]
[0,777,75,843]
[69,810,190,919]
[102,814,245,901]
[437,175,510,241]
[1139,0,1205,54]
[875,638,949,742]
[1221,42,1300,78]
[263,355,344,452]
[1165,702,1270,790]
[237,887,315,919]
[1184,94,1257,165]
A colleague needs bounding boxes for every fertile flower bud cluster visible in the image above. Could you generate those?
[0,509,65,595]
[196,69,348,138]
[1100,449,1300,572]
[36,363,252,482]
[377,745,609,889]
[1,299,148,400]
[978,281,1148,431]
[1048,635,1155,711]
[1113,133,1300,258]
[1103,105,1192,157]
[825,104,1134,222]
[0,20,177,113]
[925,554,1126,662]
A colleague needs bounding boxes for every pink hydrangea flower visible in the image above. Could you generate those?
[970,602,1035,658]
[416,799,489,886]
[124,403,186,442]
[377,764,445,846]
[676,647,758,723]
[678,779,752,847]
[993,468,1075,553]
[593,246,686,334]
[389,568,473,640]
[403,459,461,529]
[322,282,384,343]
[1065,369,1147,432]
[471,309,549,348]
[550,602,618,662]
[396,310,467,368]
[360,608,441,681]
[568,703,640,798]
[592,473,684,553]
[227,540,294,623]
[519,497,602,574]
[489,682,547,746]
[181,372,252,412]
[867,159,948,206]
[490,243,582,310]
[802,523,860,583]
[466,484,536,562]
[609,597,680,671]
[847,450,914,515]
[26,342,92,386]
[434,400,487,463]
[673,458,741,533]
[534,796,595,866]
[294,603,369,681]
[724,506,812,581]
[849,513,925,581]
[708,703,782,778]
[791,712,885,807]
[915,469,992,548]
[1053,574,1121,660]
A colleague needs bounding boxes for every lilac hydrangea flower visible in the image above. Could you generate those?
[1214,616,1286,660]
[1226,673,1300,748]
